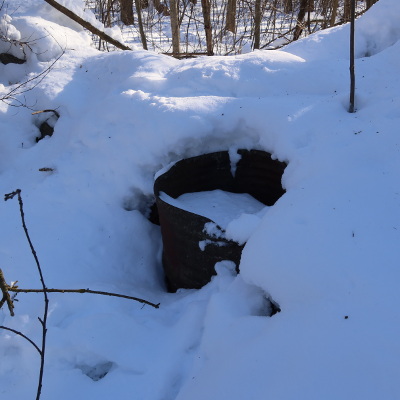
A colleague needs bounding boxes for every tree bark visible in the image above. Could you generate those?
[169,0,180,55]
[306,0,314,33]
[293,0,309,41]
[43,0,131,50]
[253,0,261,49]
[330,0,339,26]
[103,0,114,27]
[134,0,148,49]
[120,0,134,25]
[225,0,236,33]
[343,0,351,22]
[201,0,213,55]
[154,0,169,15]
[284,0,293,13]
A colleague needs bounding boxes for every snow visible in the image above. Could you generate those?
[1,0,400,399]
[160,189,267,244]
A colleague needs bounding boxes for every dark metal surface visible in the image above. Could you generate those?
[0,53,26,65]
[154,149,287,291]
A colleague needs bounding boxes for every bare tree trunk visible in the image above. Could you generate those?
[306,0,314,33]
[330,0,339,26]
[134,0,148,49]
[120,0,134,25]
[201,0,213,55]
[154,0,169,15]
[253,0,261,49]
[293,0,309,41]
[169,0,180,55]
[321,0,330,28]
[284,0,293,13]
[43,0,131,50]
[343,0,351,22]
[225,0,236,33]
[104,0,115,27]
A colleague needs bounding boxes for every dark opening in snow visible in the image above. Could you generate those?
[154,149,287,292]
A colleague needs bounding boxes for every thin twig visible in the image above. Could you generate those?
[31,109,60,118]
[0,326,42,355]
[1,50,65,106]
[5,189,48,400]
[2,189,160,400]
[0,269,14,316]
[8,287,160,308]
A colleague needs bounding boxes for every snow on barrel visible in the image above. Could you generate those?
[154,150,287,291]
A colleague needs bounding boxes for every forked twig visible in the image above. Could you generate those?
[2,189,160,400]
[4,189,48,400]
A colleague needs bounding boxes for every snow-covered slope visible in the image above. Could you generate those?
[1,1,400,399]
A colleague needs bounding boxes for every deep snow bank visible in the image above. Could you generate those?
[1,0,400,399]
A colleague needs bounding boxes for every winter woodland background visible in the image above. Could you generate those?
[1,0,400,399]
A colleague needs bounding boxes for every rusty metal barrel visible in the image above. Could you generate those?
[154,149,287,291]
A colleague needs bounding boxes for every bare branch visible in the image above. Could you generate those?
[0,326,42,355]
[0,269,14,316]
[8,287,160,308]
[43,0,131,50]
[4,189,47,400]
[0,49,65,107]
[32,109,60,118]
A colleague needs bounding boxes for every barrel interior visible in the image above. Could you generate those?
[154,150,287,291]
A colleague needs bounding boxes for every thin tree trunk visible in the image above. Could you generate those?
[104,0,114,27]
[225,0,236,33]
[253,0,261,49]
[343,0,351,22]
[154,0,169,15]
[330,0,339,26]
[321,0,329,29]
[120,0,134,25]
[306,0,314,33]
[201,0,213,55]
[293,0,308,41]
[134,0,148,49]
[284,0,293,13]
[43,0,131,50]
[169,0,180,55]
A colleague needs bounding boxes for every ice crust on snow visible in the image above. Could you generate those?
[1,0,400,399]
